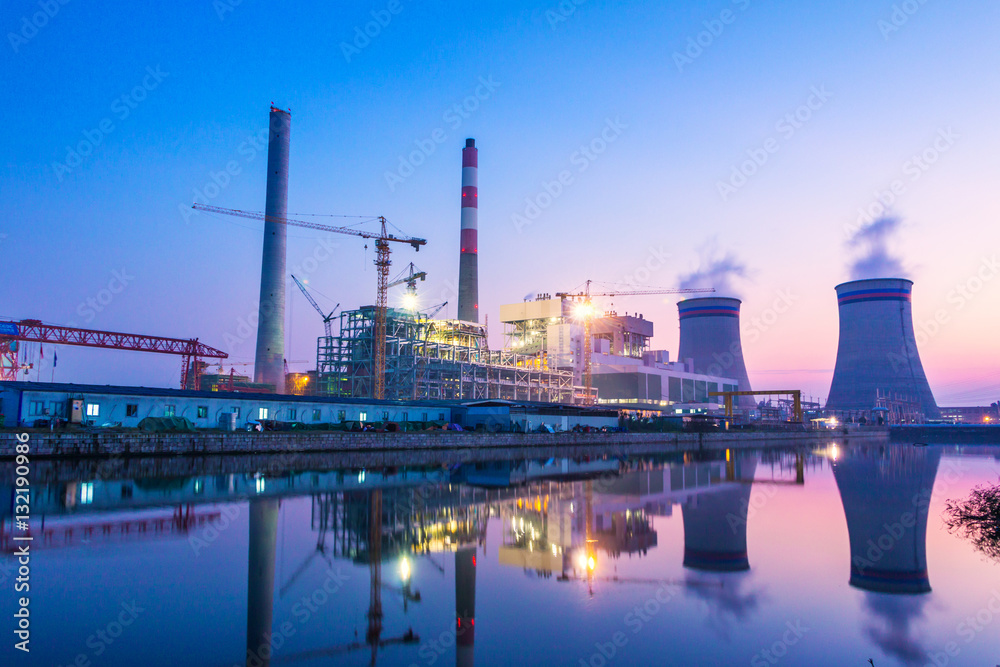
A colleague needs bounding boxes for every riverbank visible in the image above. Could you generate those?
[0,427,886,460]
[891,424,1000,444]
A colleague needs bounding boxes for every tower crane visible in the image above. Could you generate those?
[192,204,427,400]
[555,281,715,405]
[291,275,339,338]
[387,263,427,296]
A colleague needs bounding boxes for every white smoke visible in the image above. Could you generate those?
[678,240,750,298]
[847,215,907,280]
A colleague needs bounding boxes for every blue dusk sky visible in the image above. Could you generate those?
[2,0,999,403]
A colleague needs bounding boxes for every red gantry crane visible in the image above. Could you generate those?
[555,281,715,405]
[192,204,426,400]
[0,319,227,389]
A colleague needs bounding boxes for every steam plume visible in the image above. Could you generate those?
[678,240,750,297]
[848,216,907,280]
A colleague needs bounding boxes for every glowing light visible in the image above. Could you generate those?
[575,553,587,570]
[401,293,419,311]
[399,557,411,582]
[830,444,840,462]
[449,520,458,532]
[255,476,265,494]
[587,556,596,571]
[551,544,558,556]
[828,417,839,428]
[573,300,598,321]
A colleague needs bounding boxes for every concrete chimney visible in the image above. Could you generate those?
[254,107,290,392]
[457,139,479,323]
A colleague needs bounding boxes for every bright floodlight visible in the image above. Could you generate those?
[574,300,597,320]
[401,293,419,311]
[399,557,411,582]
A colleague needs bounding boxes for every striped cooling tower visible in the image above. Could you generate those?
[826,279,939,419]
[677,297,754,408]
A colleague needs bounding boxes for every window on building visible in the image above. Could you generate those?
[232,407,241,418]
[288,408,297,420]
[29,401,44,416]
[381,411,389,422]
[80,482,94,504]
[197,406,208,419]
[422,412,428,422]
[359,411,367,422]
[86,403,100,417]
[313,409,322,421]
[337,410,346,422]
[164,405,176,417]
[402,412,409,422]
[258,407,269,420]
[438,413,445,421]
[49,402,64,417]
[126,404,138,417]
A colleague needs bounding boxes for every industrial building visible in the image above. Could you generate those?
[826,279,940,422]
[500,295,740,412]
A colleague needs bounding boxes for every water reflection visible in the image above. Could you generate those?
[2,444,997,666]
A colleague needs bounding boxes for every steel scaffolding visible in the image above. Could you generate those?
[317,307,577,402]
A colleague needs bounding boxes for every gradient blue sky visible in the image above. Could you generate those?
[2,0,999,403]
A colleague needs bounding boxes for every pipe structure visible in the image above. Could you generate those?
[457,139,479,323]
[254,107,290,392]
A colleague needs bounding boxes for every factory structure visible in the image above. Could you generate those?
[0,106,962,427]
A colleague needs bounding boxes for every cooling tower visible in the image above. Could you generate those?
[826,279,939,419]
[681,455,758,572]
[457,139,479,323]
[677,297,754,408]
[832,445,941,594]
[254,107,290,392]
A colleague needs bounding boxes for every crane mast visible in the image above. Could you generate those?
[192,204,426,400]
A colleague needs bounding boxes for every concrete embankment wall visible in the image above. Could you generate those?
[1,428,887,459]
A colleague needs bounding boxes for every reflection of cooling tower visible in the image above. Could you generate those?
[457,139,479,323]
[826,279,939,419]
[254,107,290,391]
[677,297,753,408]
[247,499,279,667]
[456,547,476,667]
[833,446,941,594]
[682,456,758,571]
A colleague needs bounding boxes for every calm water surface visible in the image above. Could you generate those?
[2,442,999,667]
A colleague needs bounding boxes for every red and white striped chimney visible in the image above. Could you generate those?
[457,138,479,322]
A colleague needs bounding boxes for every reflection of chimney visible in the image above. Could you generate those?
[247,499,279,667]
[457,139,479,323]
[456,547,477,667]
[254,107,290,392]
[681,457,758,571]
[833,446,941,593]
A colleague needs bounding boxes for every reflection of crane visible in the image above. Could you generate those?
[368,489,383,665]
[192,204,426,400]
[555,281,715,404]
[291,275,339,338]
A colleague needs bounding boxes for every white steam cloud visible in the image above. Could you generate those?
[678,241,750,298]
[847,215,907,280]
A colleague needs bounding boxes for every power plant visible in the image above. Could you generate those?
[0,105,969,427]
[253,106,291,393]
[676,297,754,408]
[826,279,940,421]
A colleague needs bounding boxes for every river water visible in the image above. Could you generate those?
[2,441,999,666]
